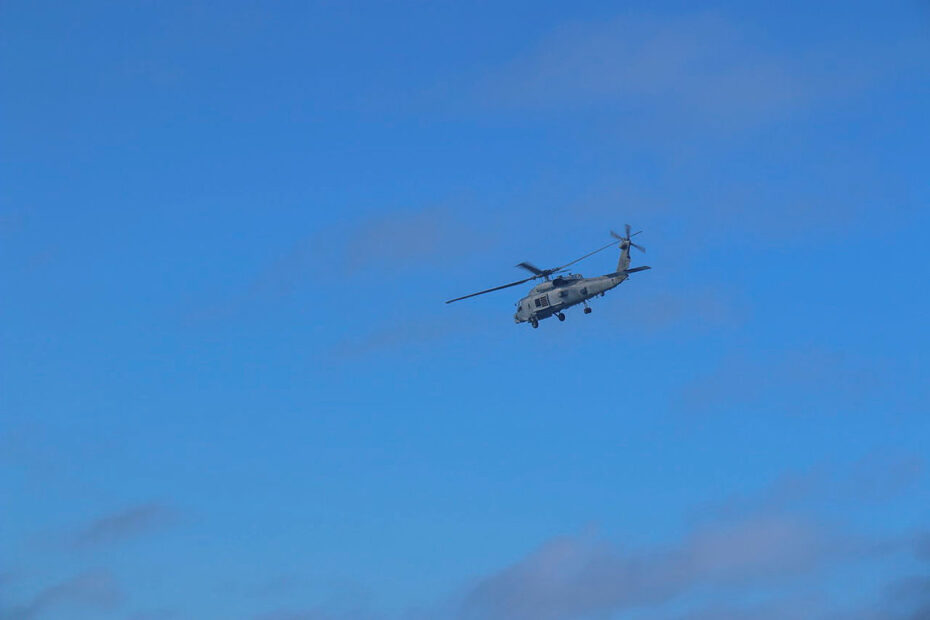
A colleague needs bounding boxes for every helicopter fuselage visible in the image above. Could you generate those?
[513,272,627,326]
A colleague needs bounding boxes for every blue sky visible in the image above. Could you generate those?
[2,1,929,618]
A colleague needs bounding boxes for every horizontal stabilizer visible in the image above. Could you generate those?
[604,265,651,278]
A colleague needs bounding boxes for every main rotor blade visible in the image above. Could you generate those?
[445,276,537,304]
[555,239,619,271]
[516,261,544,275]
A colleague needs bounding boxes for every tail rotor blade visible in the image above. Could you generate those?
[612,226,642,242]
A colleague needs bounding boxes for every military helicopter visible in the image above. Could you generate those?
[446,225,651,328]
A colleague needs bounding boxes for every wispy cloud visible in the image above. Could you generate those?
[126,610,180,620]
[606,286,747,333]
[342,208,482,274]
[677,348,884,416]
[474,12,924,130]
[329,317,483,360]
[0,207,30,236]
[701,453,924,521]
[433,455,926,620]
[254,607,375,620]
[181,205,492,324]
[70,502,177,549]
[232,574,375,620]
[658,596,832,620]
[247,206,487,300]
[0,570,121,620]
[451,514,865,620]
[661,552,930,620]
[876,575,930,620]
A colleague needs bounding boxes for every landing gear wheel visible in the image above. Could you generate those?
[557,312,565,321]
[584,307,592,314]
[531,318,539,328]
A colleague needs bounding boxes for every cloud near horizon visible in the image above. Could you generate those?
[440,451,928,620]
[452,513,864,620]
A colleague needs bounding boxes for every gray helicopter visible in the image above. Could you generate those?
[446,225,651,328]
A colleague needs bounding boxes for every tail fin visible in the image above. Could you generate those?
[617,241,632,272]
[611,225,645,272]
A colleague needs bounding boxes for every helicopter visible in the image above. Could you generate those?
[445,225,651,328]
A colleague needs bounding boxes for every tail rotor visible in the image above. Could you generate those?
[611,224,646,253]
[611,224,647,273]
